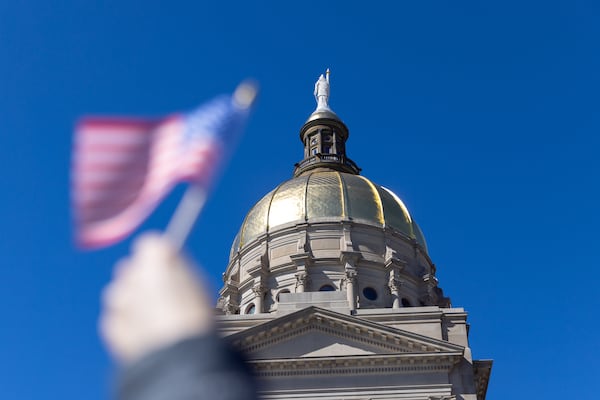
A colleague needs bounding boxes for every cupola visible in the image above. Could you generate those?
[294,69,360,177]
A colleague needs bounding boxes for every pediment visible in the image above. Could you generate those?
[228,306,464,360]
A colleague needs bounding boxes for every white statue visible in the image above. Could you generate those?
[313,68,331,111]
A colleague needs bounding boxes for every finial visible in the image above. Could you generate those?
[314,69,331,112]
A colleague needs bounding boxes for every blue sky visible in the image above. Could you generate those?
[0,1,597,398]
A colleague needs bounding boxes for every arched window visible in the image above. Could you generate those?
[319,284,335,292]
[362,287,378,301]
[245,303,256,314]
[401,298,411,307]
[276,289,290,302]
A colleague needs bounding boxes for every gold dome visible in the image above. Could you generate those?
[230,171,427,257]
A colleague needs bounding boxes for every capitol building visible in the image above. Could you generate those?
[216,71,492,400]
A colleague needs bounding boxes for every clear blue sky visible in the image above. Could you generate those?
[0,1,596,398]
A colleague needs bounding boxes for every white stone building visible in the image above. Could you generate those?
[217,71,492,400]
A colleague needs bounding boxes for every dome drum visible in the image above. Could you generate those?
[220,217,448,315]
[229,220,429,277]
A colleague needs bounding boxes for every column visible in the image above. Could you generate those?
[345,268,357,312]
[341,251,361,312]
[385,247,406,309]
[295,271,308,293]
[218,279,240,315]
[388,273,401,309]
[422,273,439,306]
[291,252,312,293]
[252,284,265,314]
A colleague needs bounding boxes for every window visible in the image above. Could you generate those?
[362,287,378,301]
[310,137,318,145]
[276,289,290,302]
[311,148,318,155]
[401,298,411,307]
[323,146,331,154]
[245,303,256,314]
[319,284,335,291]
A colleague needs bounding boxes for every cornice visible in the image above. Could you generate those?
[473,359,493,400]
[259,384,453,399]
[228,220,427,265]
[249,352,463,378]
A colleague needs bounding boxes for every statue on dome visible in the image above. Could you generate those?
[314,68,331,111]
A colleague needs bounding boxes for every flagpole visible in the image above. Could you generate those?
[163,80,258,252]
[164,185,207,251]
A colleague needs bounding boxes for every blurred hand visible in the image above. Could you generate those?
[100,234,214,364]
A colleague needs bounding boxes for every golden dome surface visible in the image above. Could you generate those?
[230,170,427,257]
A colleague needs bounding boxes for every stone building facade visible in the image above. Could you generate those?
[217,71,492,400]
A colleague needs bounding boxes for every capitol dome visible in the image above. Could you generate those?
[219,70,449,316]
[230,171,427,259]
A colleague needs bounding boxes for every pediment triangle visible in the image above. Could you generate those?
[303,343,374,357]
[229,306,464,359]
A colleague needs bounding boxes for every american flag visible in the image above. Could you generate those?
[72,88,255,249]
